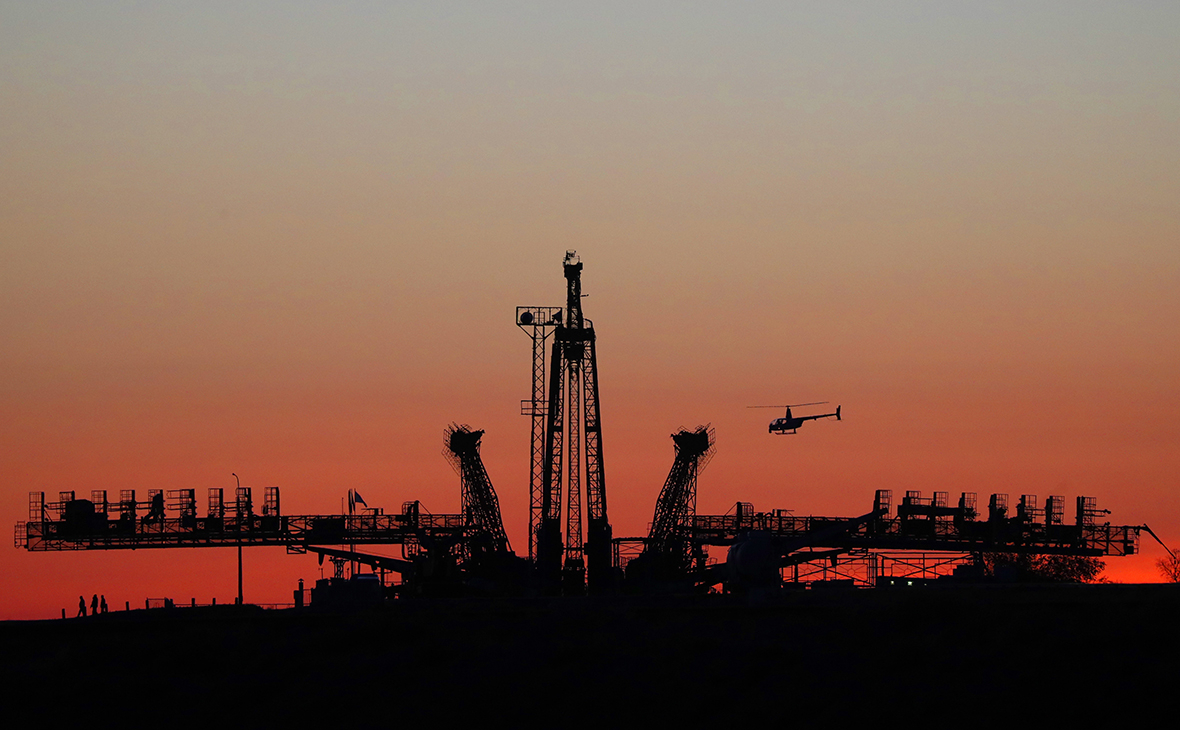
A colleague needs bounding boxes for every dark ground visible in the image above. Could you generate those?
[3,584,1176,724]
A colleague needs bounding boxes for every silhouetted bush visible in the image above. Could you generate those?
[1156,554,1180,582]
[977,553,1105,583]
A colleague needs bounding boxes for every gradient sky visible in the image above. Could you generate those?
[2,2,1178,618]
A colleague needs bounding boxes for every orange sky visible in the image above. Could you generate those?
[2,3,1178,618]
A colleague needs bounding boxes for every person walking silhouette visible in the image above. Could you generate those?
[77,596,86,618]
[100,595,108,614]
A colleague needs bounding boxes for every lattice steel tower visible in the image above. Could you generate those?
[647,426,715,571]
[444,424,512,563]
[517,252,612,593]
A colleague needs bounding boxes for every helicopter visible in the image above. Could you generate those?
[748,402,841,435]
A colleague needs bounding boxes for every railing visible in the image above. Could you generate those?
[143,598,297,610]
[686,512,1139,557]
[18,512,468,551]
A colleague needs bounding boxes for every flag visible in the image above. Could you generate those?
[354,490,367,508]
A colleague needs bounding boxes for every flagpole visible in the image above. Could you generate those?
[349,489,356,578]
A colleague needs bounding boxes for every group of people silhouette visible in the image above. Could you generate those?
[76,593,107,617]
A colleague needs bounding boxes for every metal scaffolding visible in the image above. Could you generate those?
[9,254,1149,601]
[521,251,612,594]
[17,487,464,554]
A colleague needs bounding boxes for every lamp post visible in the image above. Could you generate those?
[233,473,242,605]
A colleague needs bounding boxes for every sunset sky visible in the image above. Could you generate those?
[2,2,1178,618]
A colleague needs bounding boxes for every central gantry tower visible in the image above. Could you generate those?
[517,252,612,593]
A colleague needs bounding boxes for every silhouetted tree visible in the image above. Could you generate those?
[977,553,1105,583]
[1156,554,1180,582]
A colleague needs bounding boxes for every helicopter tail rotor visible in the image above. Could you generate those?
[836,405,841,421]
